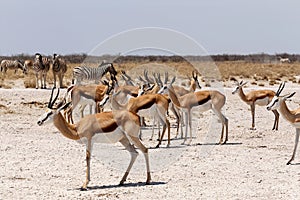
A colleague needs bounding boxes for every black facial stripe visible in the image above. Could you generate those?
[269,99,278,108]
[42,112,52,123]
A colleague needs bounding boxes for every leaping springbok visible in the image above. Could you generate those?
[37,88,151,190]
[232,80,280,130]
[267,82,300,165]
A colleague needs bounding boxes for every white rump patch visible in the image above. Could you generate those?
[255,97,269,106]
[77,128,124,145]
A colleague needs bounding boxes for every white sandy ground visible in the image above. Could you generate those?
[0,84,300,200]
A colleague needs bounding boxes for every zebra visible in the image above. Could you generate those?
[52,53,67,88]
[72,61,118,85]
[33,53,50,89]
[0,59,27,75]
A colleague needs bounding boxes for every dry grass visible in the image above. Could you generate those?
[1,60,300,88]
[217,61,300,81]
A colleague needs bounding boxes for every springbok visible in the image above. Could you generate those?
[232,80,280,130]
[172,71,201,96]
[37,88,151,190]
[267,82,300,165]
[24,60,33,72]
[158,71,202,139]
[142,72,181,141]
[64,81,114,123]
[111,92,171,148]
[160,76,228,145]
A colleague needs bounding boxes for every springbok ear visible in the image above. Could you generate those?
[284,92,296,100]
[239,80,243,85]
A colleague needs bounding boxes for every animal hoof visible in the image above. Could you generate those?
[80,187,88,191]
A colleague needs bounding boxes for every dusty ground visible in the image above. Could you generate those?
[0,81,300,199]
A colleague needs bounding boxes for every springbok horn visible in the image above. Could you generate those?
[157,73,163,86]
[164,72,169,84]
[170,76,176,85]
[276,82,285,96]
[50,88,60,108]
[48,88,55,108]
[144,70,154,84]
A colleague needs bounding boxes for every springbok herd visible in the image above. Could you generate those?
[1,54,299,190]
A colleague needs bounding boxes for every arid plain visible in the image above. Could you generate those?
[0,60,300,199]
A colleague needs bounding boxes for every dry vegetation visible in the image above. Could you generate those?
[1,57,300,88]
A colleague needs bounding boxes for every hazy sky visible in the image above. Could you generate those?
[0,0,299,56]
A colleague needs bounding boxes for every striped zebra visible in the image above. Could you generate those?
[0,59,27,75]
[33,53,50,89]
[52,53,67,88]
[72,61,118,85]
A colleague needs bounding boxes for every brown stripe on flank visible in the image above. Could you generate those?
[195,95,211,106]
[93,112,120,132]
[100,121,119,132]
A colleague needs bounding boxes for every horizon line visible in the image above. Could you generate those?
[0,52,297,57]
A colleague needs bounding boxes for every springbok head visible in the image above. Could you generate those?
[267,82,296,111]
[191,71,201,89]
[37,88,70,126]
[232,80,247,94]
[158,74,176,94]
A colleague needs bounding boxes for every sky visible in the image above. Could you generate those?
[0,0,299,56]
